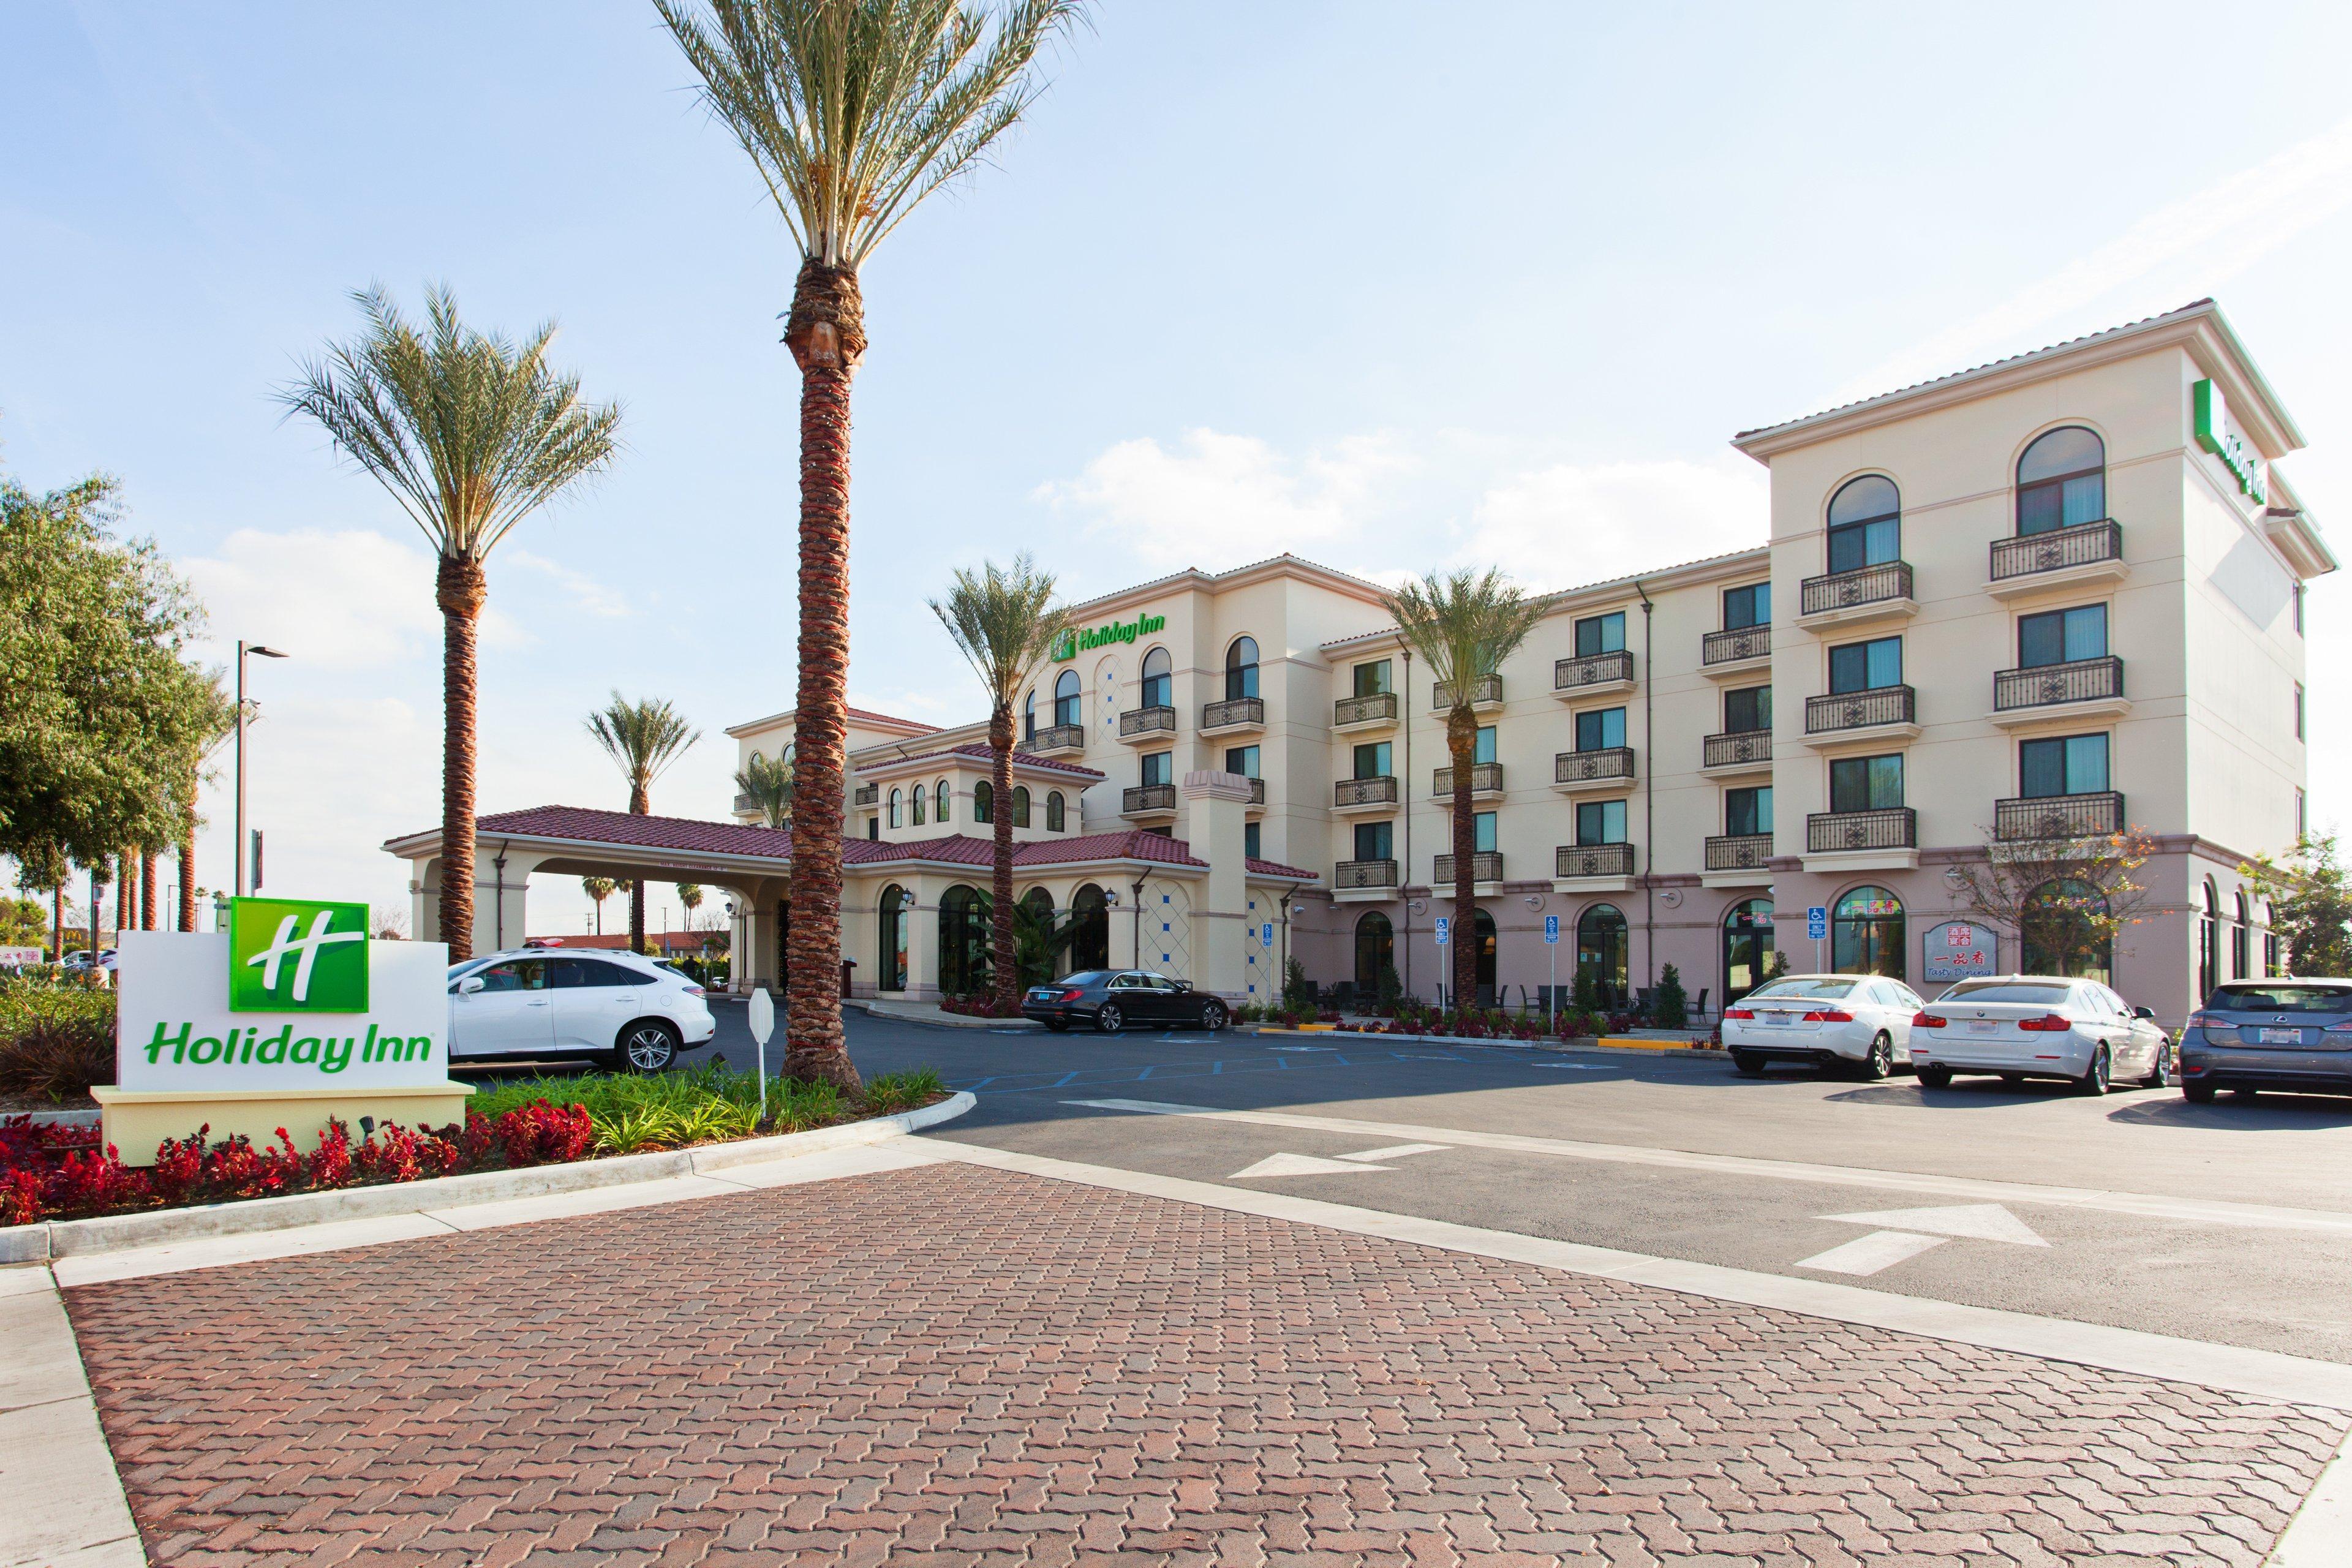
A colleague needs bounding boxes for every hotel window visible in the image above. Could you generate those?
[1245,821,1262,859]
[1139,753,1170,788]
[1354,820,1393,861]
[1826,475,1901,574]
[2018,605,2106,667]
[2296,683,2305,740]
[1574,611,1626,656]
[1224,744,1260,778]
[1053,669,1082,727]
[1726,785,1773,837]
[1828,636,1901,693]
[1023,692,1037,742]
[2234,891,2252,979]
[1574,707,1626,752]
[2019,734,2108,798]
[1139,647,1172,709]
[1723,582,1770,629]
[1012,785,1033,826]
[910,785,925,826]
[1352,658,1392,696]
[2017,426,2106,535]
[1226,636,1260,700]
[1575,798,1627,845]
[935,780,951,824]
[2266,903,2281,976]
[1046,790,1065,831]
[1829,753,1903,813]
[973,780,993,823]
[1724,685,1771,734]
[2299,788,2309,838]
[1473,726,1497,764]
[867,816,879,840]
[1352,741,1392,779]
[888,788,903,828]
[1472,811,1498,854]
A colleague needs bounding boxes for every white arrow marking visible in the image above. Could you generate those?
[1228,1152,1395,1180]
[1823,1204,2050,1246]
[1336,1143,1449,1163]
[1797,1230,1948,1275]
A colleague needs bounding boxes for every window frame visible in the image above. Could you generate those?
[1226,636,1260,701]
[1139,646,1173,709]
[1825,475,1901,575]
[2015,425,2107,537]
[1053,669,1083,728]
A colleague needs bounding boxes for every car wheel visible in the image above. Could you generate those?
[2073,1044,2111,1097]
[1858,1032,1893,1081]
[1095,1004,1123,1035]
[1199,1001,1227,1031]
[1731,1050,1765,1077]
[1917,1066,1953,1089]
[2143,1042,2174,1089]
[617,1019,680,1074]
[2182,1083,2217,1104]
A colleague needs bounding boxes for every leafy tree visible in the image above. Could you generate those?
[1653,962,1688,1028]
[1950,824,2157,979]
[2242,832,2352,977]
[582,876,616,935]
[655,0,1085,1091]
[734,749,792,829]
[281,285,620,960]
[586,692,701,952]
[929,554,1066,1016]
[1381,569,1546,1009]
[0,895,48,949]
[1570,963,1597,1014]
[1376,962,1403,1012]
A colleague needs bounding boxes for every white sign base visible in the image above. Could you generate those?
[94,1082,473,1168]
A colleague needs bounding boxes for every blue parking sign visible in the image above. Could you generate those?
[1434,916,1450,947]
[1806,905,1828,940]
[1543,914,1560,945]
[1261,922,1274,948]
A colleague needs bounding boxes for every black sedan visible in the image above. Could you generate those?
[1022,970,1229,1033]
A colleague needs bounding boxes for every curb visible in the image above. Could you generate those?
[1250,1027,1724,1055]
[841,999,1040,1031]
[0,1093,974,1265]
[2269,1425,2352,1565]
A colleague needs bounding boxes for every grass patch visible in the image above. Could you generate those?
[461,1063,947,1155]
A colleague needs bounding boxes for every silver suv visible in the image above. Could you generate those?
[448,948,716,1072]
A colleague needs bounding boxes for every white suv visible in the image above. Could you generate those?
[448,948,715,1072]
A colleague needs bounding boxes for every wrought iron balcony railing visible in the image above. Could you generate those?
[1806,807,1917,854]
[1555,842,1636,879]
[1200,696,1264,731]
[1703,624,1771,665]
[1702,729,1772,768]
[1800,560,1913,617]
[1705,833,1774,873]
[1019,723,1085,753]
[1333,692,1398,727]
[1121,783,1177,815]
[1554,649,1634,691]
[1333,775,1400,809]
[733,792,758,815]
[1335,858,1398,890]
[1432,763,1504,797]
[1431,674,1504,709]
[1994,655,2124,711]
[1246,777,1266,805]
[1553,747,1636,785]
[1991,519,2122,582]
[1118,704,1177,739]
[852,783,879,807]
[1805,684,1915,734]
[1995,791,2124,842]
[1433,852,1504,884]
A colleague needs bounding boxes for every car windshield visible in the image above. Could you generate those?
[2205,984,2352,1014]
[1059,971,1109,986]
[1942,982,2074,1004]
[1749,978,1855,1001]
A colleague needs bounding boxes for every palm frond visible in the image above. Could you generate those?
[734,751,794,828]
[1381,568,1549,712]
[927,552,1065,716]
[586,692,703,804]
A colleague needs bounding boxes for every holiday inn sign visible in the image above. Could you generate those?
[1052,611,1167,662]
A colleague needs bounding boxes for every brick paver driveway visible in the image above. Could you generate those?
[67,1161,2346,1566]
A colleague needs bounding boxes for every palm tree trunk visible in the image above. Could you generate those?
[782,258,866,1094]
[990,707,1017,1014]
[179,790,197,932]
[51,883,63,960]
[115,854,130,940]
[1447,709,1477,1011]
[140,851,156,930]
[628,782,649,954]
[436,554,486,960]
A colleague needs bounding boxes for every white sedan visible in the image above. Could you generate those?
[1722,974,1926,1079]
[1910,976,2170,1095]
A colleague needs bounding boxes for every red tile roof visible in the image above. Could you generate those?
[861,742,1104,781]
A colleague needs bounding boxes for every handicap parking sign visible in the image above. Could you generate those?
[1806,905,1828,940]
[1261,922,1274,948]
[1434,915,1450,946]
[1543,914,1560,945]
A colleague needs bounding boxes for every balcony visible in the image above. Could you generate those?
[1990,656,2128,728]
[1702,624,1771,677]
[1334,858,1399,899]
[1200,695,1264,735]
[1333,775,1400,814]
[1555,842,1636,887]
[1433,852,1504,886]
[1802,685,1920,748]
[1807,807,1917,856]
[1245,777,1267,809]
[1798,561,1916,628]
[1700,729,1773,775]
[853,783,879,808]
[1019,723,1085,756]
[1117,704,1177,744]
[1553,649,1635,697]
[733,792,759,815]
[1704,833,1774,878]
[1552,747,1636,794]
[1120,783,1177,820]
[1996,791,2125,843]
[1431,674,1504,712]
[1332,692,1400,733]
[1988,519,2127,598]
[1432,762,1504,801]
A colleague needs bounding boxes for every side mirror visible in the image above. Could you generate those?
[2133,1005,2156,1020]
[459,975,486,995]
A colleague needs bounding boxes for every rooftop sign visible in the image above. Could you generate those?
[2193,379,2267,505]
[1052,612,1166,662]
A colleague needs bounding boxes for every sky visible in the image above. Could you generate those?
[7,1,2352,936]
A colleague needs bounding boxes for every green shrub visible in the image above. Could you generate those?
[0,982,116,1101]
[462,1063,872,1149]
[862,1068,946,1115]
[1654,963,1689,1028]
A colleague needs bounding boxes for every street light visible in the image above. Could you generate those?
[234,642,289,899]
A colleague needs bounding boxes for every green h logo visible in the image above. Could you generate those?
[228,898,370,1012]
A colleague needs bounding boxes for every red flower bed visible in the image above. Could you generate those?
[0,1101,595,1227]
[940,993,1019,1019]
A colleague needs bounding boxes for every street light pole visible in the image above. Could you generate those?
[233,642,288,898]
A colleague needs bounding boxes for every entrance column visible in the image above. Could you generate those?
[470,849,548,957]
[1181,769,1253,999]
[730,881,782,996]
[900,880,939,1000]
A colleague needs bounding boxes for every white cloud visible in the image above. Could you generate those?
[1458,453,1770,591]
[182,527,529,669]
[503,548,633,619]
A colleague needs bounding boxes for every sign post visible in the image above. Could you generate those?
[746,986,775,1126]
[1542,914,1560,1027]
[1433,916,1450,1009]
[1806,905,1828,973]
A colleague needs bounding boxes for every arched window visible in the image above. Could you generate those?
[2022,878,2111,984]
[1140,647,1172,709]
[1023,691,1037,742]
[888,788,903,829]
[1826,475,1901,575]
[910,783,926,826]
[748,750,765,769]
[973,780,993,824]
[1046,790,1065,831]
[2264,900,2281,978]
[1012,786,1031,827]
[1071,883,1111,971]
[1722,897,1773,1006]
[1354,911,1394,995]
[1226,636,1260,701]
[878,884,909,991]
[2017,426,2106,536]
[1019,888,1055,983]
[1054,669,1082,728]
[1577,905,1629,1007]
[1470,908,1498,1005]
[2197,880,2219,1000]
[2233,890,2251,980]
[935,779,951,824]
[1832,885,1905,979]
[938,885,989,996]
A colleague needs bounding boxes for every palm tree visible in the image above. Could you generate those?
[929,554,1065,1016]
[1382,570,1547,1011]
[583,875,616,936]
[655,0,1084,1088]
[281,285,620,961]
[734,748,793,828]
[586,692,701,952]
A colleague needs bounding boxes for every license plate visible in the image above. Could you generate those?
[1968,1020,1999,1034]
[2259,1028,2303,1044]
[1762,1014,1791,1027]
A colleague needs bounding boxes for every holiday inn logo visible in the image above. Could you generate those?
[228,897,370,1012]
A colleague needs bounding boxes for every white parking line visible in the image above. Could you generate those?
[1059,1098,2352,1237]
